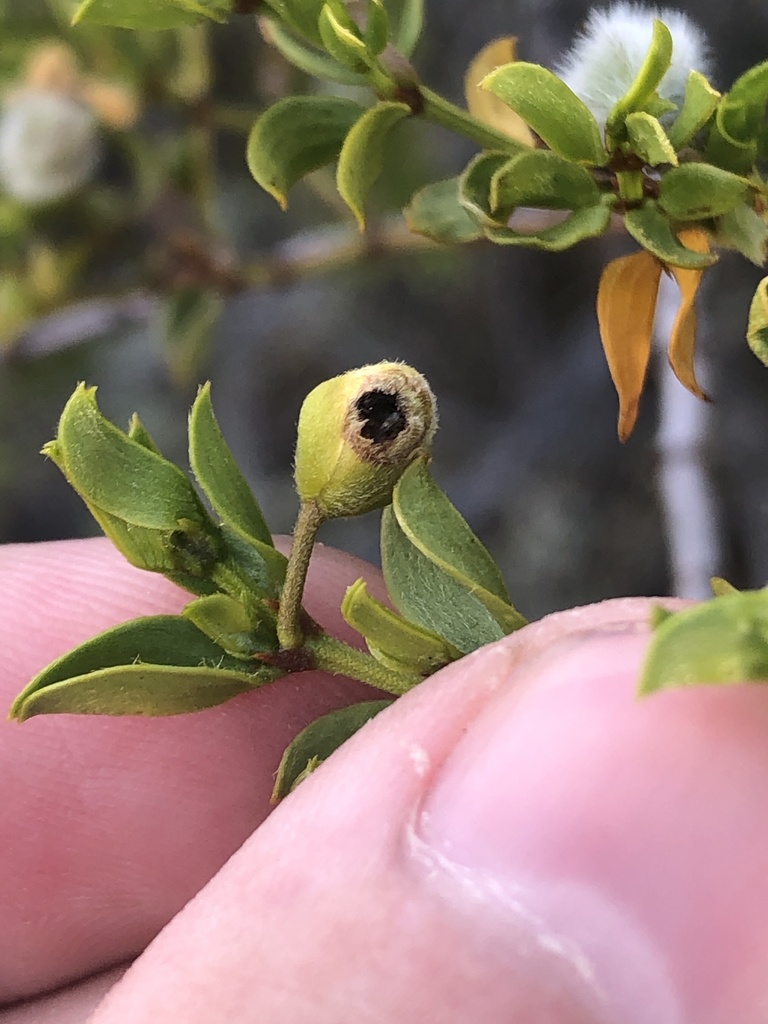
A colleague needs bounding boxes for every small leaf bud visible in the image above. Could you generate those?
[294,362,437,518]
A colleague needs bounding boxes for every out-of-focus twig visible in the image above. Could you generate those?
[653,271,721,598]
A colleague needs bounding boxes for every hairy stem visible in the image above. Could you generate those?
[308,632,422,694]
[277,501,324,648]
[419,85,524,154]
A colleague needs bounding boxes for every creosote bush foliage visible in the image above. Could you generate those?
[9,0,768,790]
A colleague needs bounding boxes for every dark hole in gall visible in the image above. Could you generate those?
[356,389,407,443]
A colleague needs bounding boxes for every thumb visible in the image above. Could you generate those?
[88,596,768,1024]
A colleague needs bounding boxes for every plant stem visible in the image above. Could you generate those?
[277,501,324,649]
[419,85,524,154]
[308,632,422,694]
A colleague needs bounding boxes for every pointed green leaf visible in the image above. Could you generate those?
[364,0,389,56]
[183,594,278,657]
[705,98,758,175]
[50,385,209,531]
[658,164,751,222]
[317,2,370,72]
[189,382,274,548]
[403,177,483,243]
[336,102,411,229]
[715,205,768,266]
[711,577,739,597]
[625,112,677,167]
[606,19,673,132]
[128,413,162,455]
[481,63,606,165]
[390,457,526,633]
[484,202,612,251]
[342,578,461,675]
[271,700,392,801]
[624,202,717,268]
[215,524,287,599]
[394,0,424,56]
[459,151,509,226]
[639,591,768,695]
[747,276,768,368]
[247,96,365,209]
[667,71,720,150]
[490,150,602,218]
[724,60,768,143]
[73,0,230,29]
[261,0,325,45]
[260,17,364,85]
[159,289,223,391]
[10,614,266,720]
[381,506,507,653]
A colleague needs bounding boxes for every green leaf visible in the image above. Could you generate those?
[363,0,389,56]
[10,614,269,721]
[705,98,759,175]
[658,164,751,222]
[624,112,677,167]
[639,592,768,695]
[73,0,230,29]
[481,63,606,165]
[606,19,673,133]
[667,71,720,150]
[459,151,509,226]
[317,4,369,72]
[391,458,526,631]
[715,204,768,266]
[342,577,461,675]
[128,413,162,455]
[393,0,424,56]
[403,178,483,243]
[381,506,507,653]
[711,576,739,597]
[216,524,287,599]
[484,202,612,252]
[261,0,325,44]
[624,202,717,268]
[490,150,602,218]
[260,16,364,86]
[49,384,209,531]
[747,276,768,368]
[271,700,392,801]
[183,593,278,657]
[336,102,411,229]
[158,289,223,390]
[247,96,365,209]
[723,60,768,144]
[189,382,274,548]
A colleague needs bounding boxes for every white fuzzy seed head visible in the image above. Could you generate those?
[0,89,100,205]
[555,3,713,128]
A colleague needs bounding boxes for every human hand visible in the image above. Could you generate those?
[2,539,767,1024]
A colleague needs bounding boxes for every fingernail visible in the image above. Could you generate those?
[417,633,706,1024]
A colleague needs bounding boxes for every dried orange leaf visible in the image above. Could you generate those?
[597,251,661,441]
[666,227,710,400]
[463,38,534,146]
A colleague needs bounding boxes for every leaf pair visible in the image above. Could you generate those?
[248,96,411,228]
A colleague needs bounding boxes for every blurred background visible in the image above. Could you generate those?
[2,0,768,619]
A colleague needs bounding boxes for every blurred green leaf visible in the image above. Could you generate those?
[403,177,483,243]
[715,205,768,266]
[183,593,278,657]
[484,202,612,252]
[393,0,424,56]
[72,0,230,29]
[747,276,768,367]
[606,19,672,134]
[10,614,267,721]
[363,0,389,56]
[490,150,601,218]
[667,71,720,150]
[159,289,223,390]
[318,3,369,72]
[262,0,326,45]
[723,60,768,144]
[624,112,677,167]
[624,202,717,268]
[342,577,461,675]
[711,577,739,597]
[337,101,411,229]
[482,63,606,165]
[189,382,274,548]
[271,699,392,801]
[658,164,751,221]
[706,98,758,175]
[247,96,364,209]
[639,591,768,695]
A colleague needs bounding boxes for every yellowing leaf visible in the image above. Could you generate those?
[464,39,534,147]
[597,251,661,441]
[667,227,710,400]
